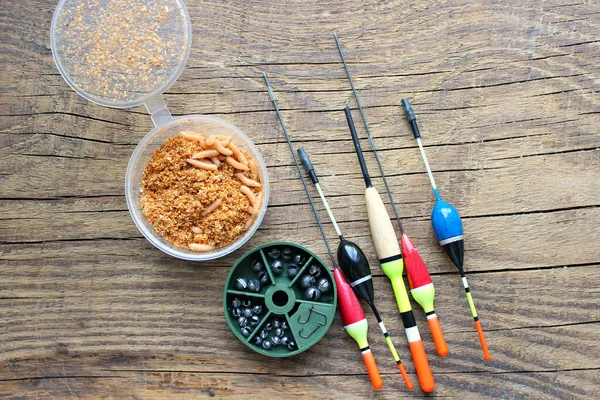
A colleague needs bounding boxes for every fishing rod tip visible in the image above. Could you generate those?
[401,98,415,121]
[297,147,312,170]
[344,106,354,124]
[297,147,317,183]
[401,98,420,138]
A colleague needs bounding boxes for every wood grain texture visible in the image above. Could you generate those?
[1,0,599,398]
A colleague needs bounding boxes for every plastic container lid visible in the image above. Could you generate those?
[50,0,191,108]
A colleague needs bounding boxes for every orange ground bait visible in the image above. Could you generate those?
[141,133,263,251]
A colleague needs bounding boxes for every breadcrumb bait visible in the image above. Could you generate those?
[141,134,263,251]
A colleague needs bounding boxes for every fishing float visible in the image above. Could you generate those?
[345,106,434,393]
[298,147,413,390]
[401,98,491,362]
[334,34,448,359]
[263,72,384,390]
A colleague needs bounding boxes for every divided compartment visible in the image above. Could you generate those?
[226,250,273,295]
[289,259,335,305]
[224,242,337,357]
[225,294,269,344]
[247,314,298,357]
[261,244,311,285]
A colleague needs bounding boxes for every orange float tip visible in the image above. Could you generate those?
[361,350,383,390]
[474,320,491,361]
[397,362,414,390]
[428,316,448,357]
[407,339,434,393]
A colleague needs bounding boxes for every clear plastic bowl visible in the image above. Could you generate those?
[125,115,270,261]
[50,0,192,108]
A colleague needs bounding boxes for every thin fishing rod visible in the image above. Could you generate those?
[401,98,491,362]
[298,147,413,391]
[334,33,404,235]
[262,73,336,266]
[263,72,384,390]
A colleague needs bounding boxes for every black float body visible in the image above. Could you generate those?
[336,238,375,305]
[442,239,465,275]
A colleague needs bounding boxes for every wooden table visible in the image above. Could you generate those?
[2,0,599,398]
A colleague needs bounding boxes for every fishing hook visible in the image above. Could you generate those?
[297,305,328,325]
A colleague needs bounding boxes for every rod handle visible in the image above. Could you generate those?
[474,320,491,361]
[297,147,318,184]
[407,339,434,393]
[427,316,448,357]
[397,362,414,390]
[361,349,383,390]
[401,98,420,139]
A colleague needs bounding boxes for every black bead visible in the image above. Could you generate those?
[287,264,299,279]
[247,279,261,292]
[241,299,252,307]
[232,307,241,317]
[264,322,273,331]
[317,278,331,294]
[281,247,293,260]
[293,253,306,265]
[258,270,270,285]
[260,329,269,339]
[267,248,281,260]
[234,277,248,291]
[287,341,296,350]
[308,264,322,277]
[304,286,321,301]
[251,259,264,272]
[271,336,281,345]
[270,260,284,274]
[299,274,315,289]
[241,326,252,337]
[281,321,288,330]
[242,307,253,317]
[254,336,263,345]
[250,315,260,326]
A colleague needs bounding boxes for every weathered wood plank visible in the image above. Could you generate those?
[1,267,598,389]
[1,197,599,274]
[0,369,599,399]
[1,0,599,397]
[1,263,598,331]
